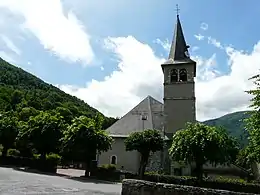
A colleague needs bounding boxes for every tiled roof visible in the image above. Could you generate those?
[106,96,164,136]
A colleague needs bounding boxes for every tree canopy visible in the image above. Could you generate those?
[169,122,239,179]
[125,129,164,178]
[17,111,66,159]
[0,115,20,156]
[61,115,113,174]
[244,74,260,162]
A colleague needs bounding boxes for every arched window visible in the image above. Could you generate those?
[179,68,187,82]
[110,155,117,165]
[170,69,178,82]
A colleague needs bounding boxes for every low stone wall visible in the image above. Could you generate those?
[121,179,257,195]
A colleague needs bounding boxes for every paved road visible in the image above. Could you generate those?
[0,167,122,195]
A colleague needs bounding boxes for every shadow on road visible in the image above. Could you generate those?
[10,166,119,185]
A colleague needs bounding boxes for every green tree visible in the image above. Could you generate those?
[245,74,260,163]
[124,129,164,178]
[61,115,113,176]
[169,123,239,180]
[17,107,39,121]
[10,90,23,110]
[236,147,251,171]
[55,107,73,124]
[18,111,65,160]
[0,115,20,156]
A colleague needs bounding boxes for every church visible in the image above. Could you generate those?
[97,14,196,175]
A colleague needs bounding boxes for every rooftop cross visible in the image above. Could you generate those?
[175,4,180,16]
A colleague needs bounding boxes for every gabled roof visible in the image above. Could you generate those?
[106,96,164,136]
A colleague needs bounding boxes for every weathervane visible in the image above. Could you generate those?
[175,4,180,16]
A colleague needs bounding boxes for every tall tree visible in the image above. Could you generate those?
[18,111,65,160]
[169,122,239,180]
[124,129,164,179]
[61,115,113,176]
[0,115,19,156]
[244,74,260,163]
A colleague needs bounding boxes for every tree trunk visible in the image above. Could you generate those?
[85,160,91,177]
[139,154,149,179]
[195,162,203,181]
[2,147,8,157]
[40,153,46,161]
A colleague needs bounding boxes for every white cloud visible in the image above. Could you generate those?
[0,51,17,63]
[0,0,94,66]
[154,38,171,52]
[59,36,164,117]
[194,34,205,41]
[191,46,199,52]
[59,36,260,121]
[100,66,104,71]
[208,37,224,49]
[0,35,21,55]
[200,23,208,31]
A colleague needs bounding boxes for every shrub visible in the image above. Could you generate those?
[46,153,61,165]
[32,153,40,160]
[7,149,20,157]
[92,164,120,180]
[99,164,116,171]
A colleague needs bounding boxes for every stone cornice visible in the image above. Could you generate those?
[163,97,196,100]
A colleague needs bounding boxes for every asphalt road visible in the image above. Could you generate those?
[0,167,122,195]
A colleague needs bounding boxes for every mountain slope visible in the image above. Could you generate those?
[0,57,117,128]
[203,111,251,147]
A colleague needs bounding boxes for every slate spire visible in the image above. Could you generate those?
[168,14,191,62]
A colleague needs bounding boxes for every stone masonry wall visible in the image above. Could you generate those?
[145,151,162,173]
[121,179,256,195]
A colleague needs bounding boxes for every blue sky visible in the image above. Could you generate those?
[0,0,260,121]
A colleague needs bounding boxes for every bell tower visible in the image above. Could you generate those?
[162,14,196,139]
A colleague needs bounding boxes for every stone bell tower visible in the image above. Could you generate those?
[161,14,197,139]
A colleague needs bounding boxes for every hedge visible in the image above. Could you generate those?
[124,172,260,194]
[0,154,60,173]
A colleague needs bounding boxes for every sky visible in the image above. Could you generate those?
[0,0,260,121]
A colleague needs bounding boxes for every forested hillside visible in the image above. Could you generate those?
[203,111,251,147]
[0,57,252,144]
[0,57,117,129]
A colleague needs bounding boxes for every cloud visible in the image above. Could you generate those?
[200,23,208,31]
[154,38,171,52]
[208,37,224,49]
[191,46,200,52]
[58,35,260,121]
[0,35,21,55]
[0,0,94,66]
[0,51,17,63]
[59,36,164,117]
[194,34,205,41]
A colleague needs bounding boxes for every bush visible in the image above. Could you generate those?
[46,153,61,165]
[99,164,116,171]
[91,164,121,181]
[7,149,20,157]
[32,153,40,160]
[125,172,260,194]
[0,154,58,173]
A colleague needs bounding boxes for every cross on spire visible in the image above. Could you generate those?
[175,4,180,16]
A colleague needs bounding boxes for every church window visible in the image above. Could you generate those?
[110,155,117,165]
[179,68,187,82]
[170,69,178,82]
